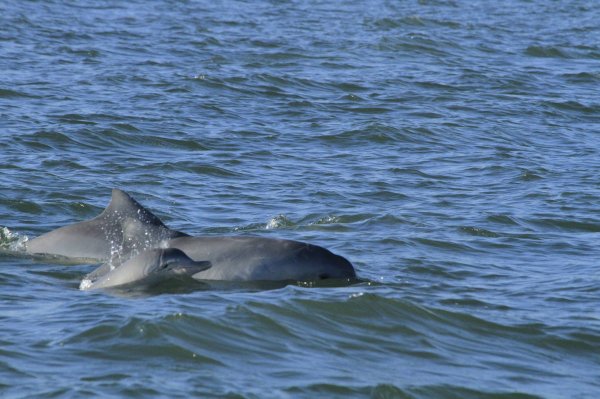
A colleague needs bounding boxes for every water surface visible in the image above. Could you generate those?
[1,1,599,398]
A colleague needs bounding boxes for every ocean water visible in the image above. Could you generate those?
[1,0,599,397]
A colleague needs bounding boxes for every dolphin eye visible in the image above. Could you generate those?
[160,259,174,270]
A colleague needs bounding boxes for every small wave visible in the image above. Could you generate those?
[0,198,43,214]
[561,71,600,83]
[389,168,455,180]
[231,215,295,232]
[0,88,39,98]
[285,382,541,398]
[413,237,481,253]
[525,45,570,58]
[486,214,521,226]
[526,218,600,233]
[366,16,462,30]
[171,162,243,177]
[377,35,452,57]
[58,46,101,58]
[56,113,97,125]
[309,215,340,225]
[41,159,88,171]
[459,226,500,238]
[518,169,543,181]
[318,124,410,144]
[541,100,599,114]
[235,213,374,232]
[408,384,542,399]
[339,106,392,114]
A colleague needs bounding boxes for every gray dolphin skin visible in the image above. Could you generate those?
[26,189,357,282]
[80,248,211,290]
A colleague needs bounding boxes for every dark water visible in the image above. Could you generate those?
[1,0,600,397]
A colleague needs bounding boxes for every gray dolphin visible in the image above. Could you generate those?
[166,236,355,281]
[26,189,357,282]
[80,248,211,290]
[26,189,187,261]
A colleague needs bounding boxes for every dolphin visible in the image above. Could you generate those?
[166,236,355,281]
[26,189,188,261]
[80,248,211,290]
[26,189,357,282]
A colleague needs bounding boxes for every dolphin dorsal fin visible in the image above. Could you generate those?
[102,189,189,257]
[102,189,168,228]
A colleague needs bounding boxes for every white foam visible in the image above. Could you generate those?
[79,278,93,290]
[265,214,291,230]
[0,226,29,252]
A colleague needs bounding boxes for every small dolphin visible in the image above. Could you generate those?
[27,189,357,282]
[80,248,211,290]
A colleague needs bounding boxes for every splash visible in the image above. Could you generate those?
[265,214,293,230]
[79,278,93,290]
[0,226,29,252]
[311,215,340,225]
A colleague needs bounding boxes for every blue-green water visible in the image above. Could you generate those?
[1,0,599,397]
